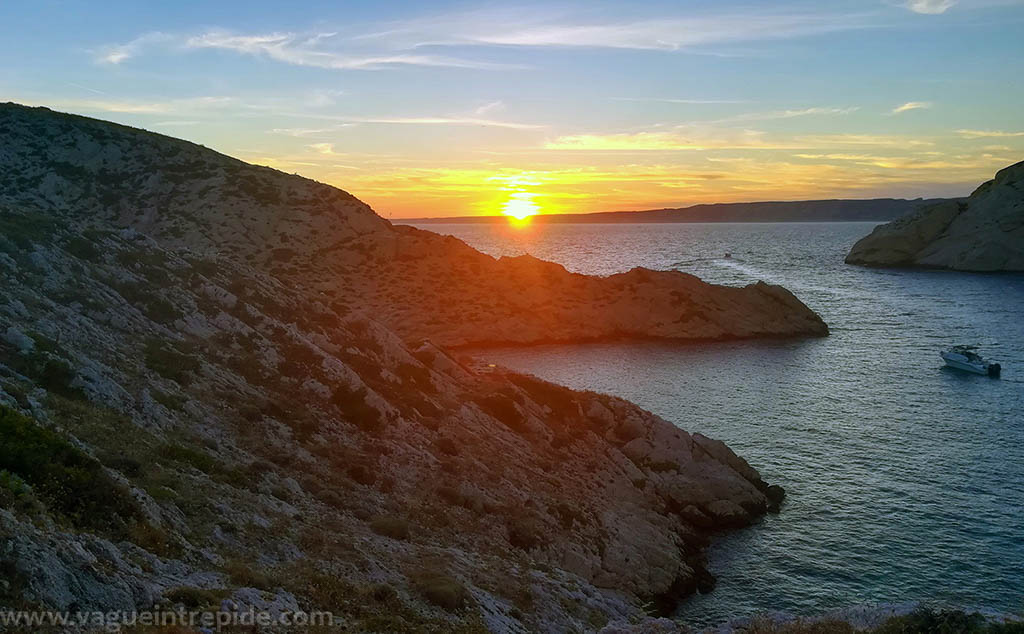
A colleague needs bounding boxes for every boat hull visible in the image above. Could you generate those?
[942,358,989,375]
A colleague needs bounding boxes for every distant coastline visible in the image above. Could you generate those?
[403,197,954,224]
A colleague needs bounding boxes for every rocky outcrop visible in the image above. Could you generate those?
[0,103,794,632]
[846,160,1024,271]
[0,102,827,346]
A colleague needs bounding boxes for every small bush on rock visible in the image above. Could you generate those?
[331,384,383,432]
[473,390,526,434]
[144,338,201,385]
[370,516,410,540]
[409,568,469,612]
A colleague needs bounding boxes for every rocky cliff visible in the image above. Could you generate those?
[0,103,827,347]
[2,103,799,632]
[846,160,1024,271]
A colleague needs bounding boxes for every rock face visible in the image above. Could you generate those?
[846,160,1024,271]
[0,103,792,632]
[0,102,827,346]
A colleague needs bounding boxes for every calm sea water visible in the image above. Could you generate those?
[409,222,1024,625]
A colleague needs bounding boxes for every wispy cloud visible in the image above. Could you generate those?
[612,97,750,105]
[904,0,957,14]
[956,129,1024,138]
[713,106,859,123]
[474,100,505,116]
[308,142,338,155]
[544,128,786,151]
[94,32,174,64]
[891,101,932,114]
[66,82,107,95]
[184,30,514,70]
[271,124,356,137]
[94,28,520,72]
[795,133,934,147]
[342,116,542,130]
[362,8,878,52]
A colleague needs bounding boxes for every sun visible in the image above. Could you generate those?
[501,192,540,222]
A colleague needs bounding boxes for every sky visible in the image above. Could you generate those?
[2,0,1023,219]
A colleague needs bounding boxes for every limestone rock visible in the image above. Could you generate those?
[846,160,1024,271]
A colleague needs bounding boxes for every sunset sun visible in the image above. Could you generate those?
[501,192,539,221]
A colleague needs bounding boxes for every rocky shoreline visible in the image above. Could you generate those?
[846,160,1023,271]
[0,103,822,632]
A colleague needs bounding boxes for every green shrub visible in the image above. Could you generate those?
[26,331,61,354]
[507,517,547,551]
[435,436,459,456]
[396,363,436,394]
[38,357,84,399]
[163,587,228,609]
[508,374,579,421]
[409,569,468,612]
[224,560,275,590]
[0,211,57,250]
[157,443,217,474]
[144,339,201,385]
[0,404,140,533]
[65,237,102,262]
[473,391,526,433]
[151,388,186,411]
[143,296,183,324]
[331,385,383,432]
[370,516,410,540]
[0,382,30,409]
[0,470,36,512]
[347,464,375,486]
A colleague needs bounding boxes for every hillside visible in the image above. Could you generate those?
[1,103,810,632]
[408,198,947,225]
[0,104,827,347]
[846,160,1024,271]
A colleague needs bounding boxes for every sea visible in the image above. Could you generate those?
[407,221,1024,626]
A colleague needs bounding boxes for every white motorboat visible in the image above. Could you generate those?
[941,345,1001,377]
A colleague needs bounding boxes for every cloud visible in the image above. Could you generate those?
[308,142,337,154]
[956,129,1024,138]
[340,116,542,130]
[95,6,881,76]
[713,106,859,123]
[271,125,356,137]
[183,30,515,70]
[795,133,934,147]
[904,0,956,14]
[891,101,932,114]
[94,32,174,64]
[544,128,785,151]
[612,97,750,105]
[95,29,520,72]
[474,100,505,116]
[364,8,878,52]
[542,126,946,152]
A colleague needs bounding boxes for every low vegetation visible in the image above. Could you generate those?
[0,404,140,535]
[144,338,201,385]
